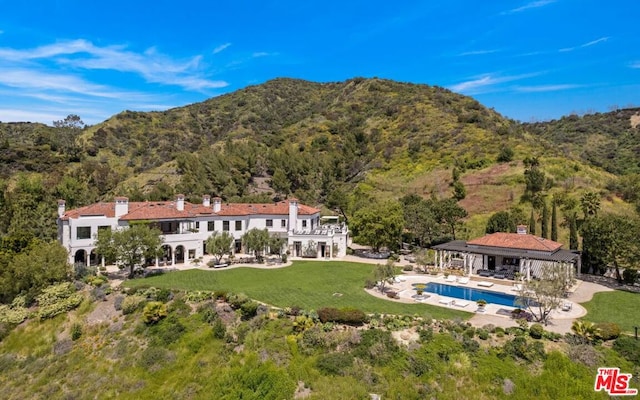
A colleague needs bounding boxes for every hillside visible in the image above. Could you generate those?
[525,108,640,175]
[1,77,638,244]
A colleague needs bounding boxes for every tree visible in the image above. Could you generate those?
[516,263,573,325]
[568,212,579,250]
[0,240,71,303]
[351,200,404,252]
[580,191,600,220]
[268,235,287,257]
[52,114,85,160]
[402,196,440,246]
[580,213,640,282]
[435,198,467,240]
[242,228,270,262]
[452,180,466,201]
[551,198,558,242]
[270,168,291,196]
[94,225,163,278]
[326,184,352,225]
[485,211,516,234]
[523,156,546,197]
[373,260,396,293]
[529,209,536,236]
[497,146,514,163]
[206,231,234,264]
[541,200,549,239]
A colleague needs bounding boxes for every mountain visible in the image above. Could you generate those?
[0,78,636,241]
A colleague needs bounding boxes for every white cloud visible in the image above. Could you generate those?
[449,72,540,94]
[458,49,501,56]
[515,84,582,92]
[252,52,270,58]
[213,43,231,54]
[502,0,556,15]
[0,108,63,123]
[0,39,228,91]
[559,36,609,52]
[630,61,640,69]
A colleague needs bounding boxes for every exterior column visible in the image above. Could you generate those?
[155,257,159,267]
[526,259,531,281]
[576,257,581,277]
[171,247,176,266]
[463,253,467,274]
[86,252,90,267]
[101,256,105,268]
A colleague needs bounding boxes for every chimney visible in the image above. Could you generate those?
[516,225,528,235]
[288,198,298,232]
[176,194,185,211]
[115,197,129,218]
[213,197,221,213]
[57,199,66,218]
[202,195,211,207]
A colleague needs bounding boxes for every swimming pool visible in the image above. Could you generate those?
[414,282,518,307]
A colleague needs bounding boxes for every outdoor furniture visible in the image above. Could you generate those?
[493,273,506,279]
[478,270,492,277]
[512,284,523,291]
[561,302,572,311]
[439,297,454,305]
[453,300,469,307]
[445,275,457,283]
[477,281,494,287]
[458,277,469,284]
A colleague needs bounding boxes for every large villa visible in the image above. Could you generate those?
[57,195,349,266]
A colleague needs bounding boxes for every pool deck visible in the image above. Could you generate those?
[365,273,610,334]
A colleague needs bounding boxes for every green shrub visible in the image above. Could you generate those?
[317,307,367,325]
[613,336,640,364]
[316,352,353,375]
[228,293,250,309]
[622,269,638,285]
[36,282,76,307]
[150,314,186,345]
[0,322,16,342]
[501,337,546,362]
[198,302,218,324]
[70,323,82,341]
[121,295,146,315]
[139,346,173,371]
[594,322,621,341]
[213,290,228,301]
[240,301,259,320]
[184,291,214,303]
[477,329,489,340]
[212,318,226,339]
[155,288,173,302]
[354,329,398,365]
[529,323,544,339]
[143,301,168,324]
[402,265,413,271]
[0,305,29,324]
[463,327,476,338]
[36,293,84,320]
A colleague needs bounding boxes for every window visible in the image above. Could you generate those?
[281,219,287,228]
[208,221,215,231]
[302,220,307,228]
[223,221,229,231]
[76,226,91,239]
[266,219,273,228]
[188,249,196,260]
[235,220,242,231]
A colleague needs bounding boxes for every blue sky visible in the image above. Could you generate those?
[0,0,638,125]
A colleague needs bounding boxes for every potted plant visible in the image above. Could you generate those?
[476,299,487,312]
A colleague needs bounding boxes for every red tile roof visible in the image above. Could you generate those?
[467,233,563,252]
[60,200,320,221]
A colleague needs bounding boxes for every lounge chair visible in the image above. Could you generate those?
[477,281,494,287]
[512,284,523,291]
[445,275,457,283]
[561,302,572,311]
[438,297,454,305]
[453,300,469,307]
[458,277,469,284]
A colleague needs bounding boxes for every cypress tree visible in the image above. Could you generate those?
[541,201,549,239]
[551,200,558,241]
[529,209,536,236]
[569,214,578,250]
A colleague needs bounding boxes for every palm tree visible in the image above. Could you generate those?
[580,191,601,220]
[571,320,600,344]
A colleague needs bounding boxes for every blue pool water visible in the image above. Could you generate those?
[415,282,518,307]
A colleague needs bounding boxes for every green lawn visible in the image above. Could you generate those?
[581,290,640,333]
[125,260,470,320]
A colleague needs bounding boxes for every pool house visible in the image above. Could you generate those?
[432,226,580,281]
